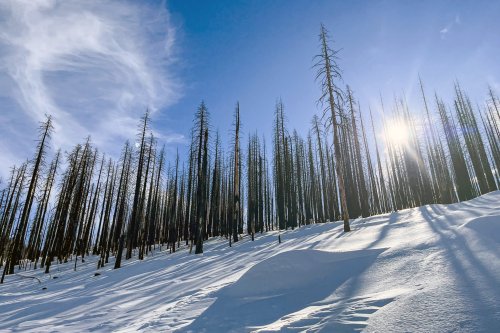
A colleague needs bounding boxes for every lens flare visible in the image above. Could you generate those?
[385,120,409,146]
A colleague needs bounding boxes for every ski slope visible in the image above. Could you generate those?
[1,191,499,332]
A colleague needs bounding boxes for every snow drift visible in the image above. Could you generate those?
[1,191,499,332]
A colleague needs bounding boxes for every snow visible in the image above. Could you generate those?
[1,191,499,332]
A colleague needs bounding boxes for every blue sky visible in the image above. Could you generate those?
[0,0,499,179]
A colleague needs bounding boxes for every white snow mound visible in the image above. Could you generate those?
[1,191,499,332]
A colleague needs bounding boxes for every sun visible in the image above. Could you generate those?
[385,119,410,146]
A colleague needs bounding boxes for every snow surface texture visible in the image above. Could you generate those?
[1,192,499,332]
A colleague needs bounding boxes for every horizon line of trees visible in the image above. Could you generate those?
[1,26,499,282]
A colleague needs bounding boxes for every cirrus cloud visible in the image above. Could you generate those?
[0,0,181,179]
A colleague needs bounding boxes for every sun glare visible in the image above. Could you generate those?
[385,120,410,146]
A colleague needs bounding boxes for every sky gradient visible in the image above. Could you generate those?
[0,0,499,179]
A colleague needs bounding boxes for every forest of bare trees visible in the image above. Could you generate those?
[1,26,499,282]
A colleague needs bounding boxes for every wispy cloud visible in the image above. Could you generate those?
[0,0,181,178]
[489,78,500,93]
[440,14,461,39]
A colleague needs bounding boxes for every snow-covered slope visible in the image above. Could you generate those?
[1,192,500,332]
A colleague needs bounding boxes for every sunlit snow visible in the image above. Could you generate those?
[1,192,499,332]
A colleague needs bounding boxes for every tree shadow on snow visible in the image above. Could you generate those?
[180,248,386,332]
[419,205,500,330]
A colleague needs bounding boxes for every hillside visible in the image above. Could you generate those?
[1,191,499,332]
